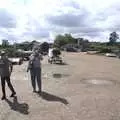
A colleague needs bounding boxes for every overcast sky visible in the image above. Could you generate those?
[0,0,120,43]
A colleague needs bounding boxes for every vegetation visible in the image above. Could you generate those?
[52,48,61,57]
[54,34,77,48]
[53,32,120,53]
[40,42,49,53]
[0,32,120,57]
[0,40,50,57]
[109,32,119,45]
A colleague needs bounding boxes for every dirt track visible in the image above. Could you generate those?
[1,52,120,120]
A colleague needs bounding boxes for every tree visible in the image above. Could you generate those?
[54,34,76,48]
[16,41,35,51]
[109,32,119,45]
[40,42,49,53]
[64,34,76,44]
[2,39,9,47]
[54,35,67,48]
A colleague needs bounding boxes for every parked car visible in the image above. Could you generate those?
[65,47,78,52]
[9,58,23,65]
[48,56,63,64]
[48,48,63,64]
[105,53,117,57]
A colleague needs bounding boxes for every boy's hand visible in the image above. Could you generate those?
[9,70,12,76]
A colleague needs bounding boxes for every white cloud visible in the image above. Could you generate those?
[0,0,120,43]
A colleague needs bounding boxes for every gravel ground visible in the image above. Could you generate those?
[0,52,120,120]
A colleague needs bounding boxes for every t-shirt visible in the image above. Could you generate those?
[0,58,11,77]
[32,57,41,68]
[29,54,42,68]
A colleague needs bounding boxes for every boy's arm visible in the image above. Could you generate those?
[8,60,13,73]
[10,62,13,72]
[0,60,4,68]
[27,60,31,72]
[27,55,33,72]
[27,59,33,72]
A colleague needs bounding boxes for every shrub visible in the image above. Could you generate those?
[52,48,61,57]
[99,48,112,53]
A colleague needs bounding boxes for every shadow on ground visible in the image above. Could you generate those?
[53,73,70,78]
[5,96,29,115]
[55,62,68,65]
[38,91,69,105]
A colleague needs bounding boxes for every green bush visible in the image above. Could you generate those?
[99,48,112,53]
[52,48,61,57]
[5,48,23,57]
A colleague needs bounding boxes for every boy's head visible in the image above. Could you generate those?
[33,50,39,57]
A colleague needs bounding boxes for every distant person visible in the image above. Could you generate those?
[27,50,43,93]
[0,51,16,100]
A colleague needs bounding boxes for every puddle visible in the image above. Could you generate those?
[81,79,117,85]
[53,73,69,78]
[55,62,68,65]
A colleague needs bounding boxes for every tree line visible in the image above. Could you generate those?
[0,31,119,56]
